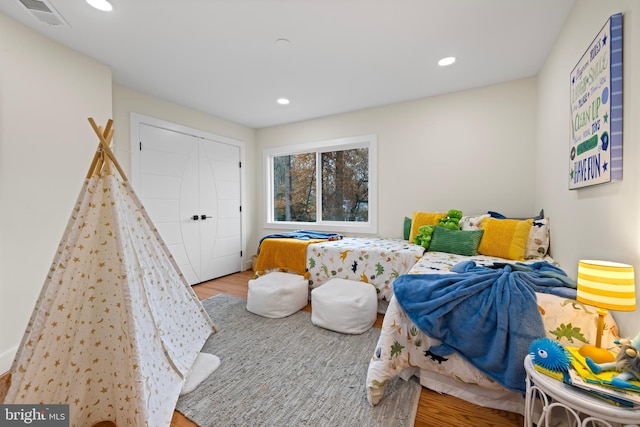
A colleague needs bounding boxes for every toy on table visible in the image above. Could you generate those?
[529,337,572,372]
[585,332,640,391]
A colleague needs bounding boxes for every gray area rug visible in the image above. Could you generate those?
[176,294,420,427]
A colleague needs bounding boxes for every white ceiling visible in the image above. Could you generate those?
[1,0,576,129]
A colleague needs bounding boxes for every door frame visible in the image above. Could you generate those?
[129,112,246,276]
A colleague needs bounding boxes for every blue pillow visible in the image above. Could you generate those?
[488,209,544,221]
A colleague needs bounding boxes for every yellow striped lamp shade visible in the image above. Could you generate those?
[577,260,636,311]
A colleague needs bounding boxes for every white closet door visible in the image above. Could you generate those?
[136,122,241,284]
[199,139,242,279]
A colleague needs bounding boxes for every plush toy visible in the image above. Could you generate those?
[528,337,571,383]
[438,209,463,230]
[529,337,571,372]
[413,209,464,249]
[414,225,435,249]
[585,332,640,390]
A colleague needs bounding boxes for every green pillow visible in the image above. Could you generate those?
[429,227,484,256]
[403,217,412,240]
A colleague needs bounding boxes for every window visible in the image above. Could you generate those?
[264,134,377,234]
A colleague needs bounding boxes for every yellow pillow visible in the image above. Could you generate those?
[409,211,447,242]
[477,218,533,261]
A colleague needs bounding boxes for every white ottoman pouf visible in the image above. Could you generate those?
[246,272,309,318]
[311,278,377,334]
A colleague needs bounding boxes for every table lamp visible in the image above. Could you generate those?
[576,260,636,364]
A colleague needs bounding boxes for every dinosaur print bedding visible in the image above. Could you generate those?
[306,237,425,312]
[366,251,621,414]
[256,236,425,312]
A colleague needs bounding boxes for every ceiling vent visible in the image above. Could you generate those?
[18,0,69,27]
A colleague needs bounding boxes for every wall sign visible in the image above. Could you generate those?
[569,13,623,190]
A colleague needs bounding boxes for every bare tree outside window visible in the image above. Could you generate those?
[265,134,377,234]
[321,148,368,222]
[273,153,316,222]
[273,148,368,223]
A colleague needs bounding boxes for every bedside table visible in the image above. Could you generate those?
[524,354,640,426]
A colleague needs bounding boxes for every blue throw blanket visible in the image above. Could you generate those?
[393,261,577,393]
[258,230,342,252]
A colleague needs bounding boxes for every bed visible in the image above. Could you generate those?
[256,213,622,416]
[366,243,621,415]
[306,237,425,312]
[255,235,425,313]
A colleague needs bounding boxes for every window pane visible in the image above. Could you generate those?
[273,153,316,222]
[265,134,376,233]
[321,148,368,222]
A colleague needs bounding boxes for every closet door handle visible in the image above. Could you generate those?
[200,215,212,220]
[192,215,200,221]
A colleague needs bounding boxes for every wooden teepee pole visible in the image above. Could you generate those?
[86,119,112,178]
[86,118,128,181]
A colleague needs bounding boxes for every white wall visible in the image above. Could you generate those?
[536,0,640,336]
[0,14,113,372]
[253,78,539,256]
[111,85,257,270]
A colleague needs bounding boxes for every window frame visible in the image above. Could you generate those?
[263,134,377,234]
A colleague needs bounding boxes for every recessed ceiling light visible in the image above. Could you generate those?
[86,0,113,12]
[438,56,456,67]
[275,38,291,47]
[277,98,290,105]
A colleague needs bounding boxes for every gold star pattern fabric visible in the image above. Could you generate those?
[6,171,216,426]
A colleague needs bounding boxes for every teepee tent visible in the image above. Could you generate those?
[6,119,216,426]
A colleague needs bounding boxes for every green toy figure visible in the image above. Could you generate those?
[414,209,463,249]
[438,209,463,230]
[414,225,435,249]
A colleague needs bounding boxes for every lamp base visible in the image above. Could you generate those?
[579,344,615,364]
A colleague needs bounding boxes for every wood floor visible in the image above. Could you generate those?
[1,270,524,427]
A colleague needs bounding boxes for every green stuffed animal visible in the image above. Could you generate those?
[414,225,435,249]
[414,209,463,249]
[438,209,463,230]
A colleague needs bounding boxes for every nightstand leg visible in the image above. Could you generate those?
[525,379,551,427]
[581,416,614,427]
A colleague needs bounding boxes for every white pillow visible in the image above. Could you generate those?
[525,218,550,259]
[537,292,619,352]
[459,214,490,231]
[180,353,220,395]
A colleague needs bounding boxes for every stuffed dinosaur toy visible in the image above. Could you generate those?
[414,225,435,249]
[438,209,463,230]
[414,209,464,249]
[585,331,640,390]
